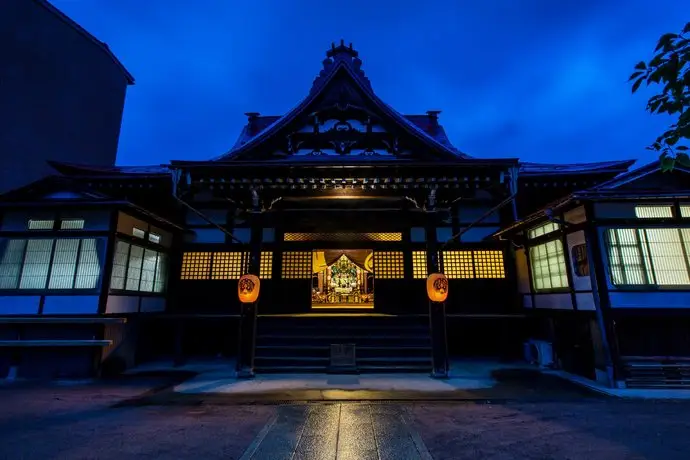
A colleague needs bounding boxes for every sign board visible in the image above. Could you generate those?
[330,343,356,372]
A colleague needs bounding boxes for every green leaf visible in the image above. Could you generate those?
[660,155,675,172]
[635,61,647,70]
[629,71,644,81]
[676,146,690,151]
[656,33,680,52]
[683,22,690,34]
[632,77,644,93]
[676,152,690,167]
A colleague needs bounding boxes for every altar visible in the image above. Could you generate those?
[311,251,374,309]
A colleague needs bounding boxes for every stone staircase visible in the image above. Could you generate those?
[254,314,432,373]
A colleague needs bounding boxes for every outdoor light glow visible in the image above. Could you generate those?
[426,273,448,302]
[238,274,260,303]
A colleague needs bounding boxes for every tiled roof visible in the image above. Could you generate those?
[519,159,636,176]
[213,43,470,161]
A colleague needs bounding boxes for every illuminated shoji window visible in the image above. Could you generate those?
[680,205,690,218]
[412,251,427,279]
[180,252,212,280]
[473,250,505,279]
[527,222,560,239]
[211,252,245,280]
[260,251,273,279]
[529,241,568,290]
[374,251,404,279]
[635,205,673,219]
[606,228,690,286]
[281,251,312,279]
[441,251,474,279]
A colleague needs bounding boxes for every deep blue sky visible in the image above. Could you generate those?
[54,0,687,167]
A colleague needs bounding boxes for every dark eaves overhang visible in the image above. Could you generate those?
[494,188,690,239]
[168,158,520,170]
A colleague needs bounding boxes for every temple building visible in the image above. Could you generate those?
[0,41,688,388]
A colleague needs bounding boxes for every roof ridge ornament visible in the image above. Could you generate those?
[310,40,371,94]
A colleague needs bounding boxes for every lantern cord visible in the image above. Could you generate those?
[440,192,517,250]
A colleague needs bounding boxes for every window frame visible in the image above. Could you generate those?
[528,238,570,292]
[109,238,169,295]
[0,236,105,294]
[603,226,690,290]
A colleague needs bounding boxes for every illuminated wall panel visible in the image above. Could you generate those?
[211,252,245,280]
[281,251,312,279]
[260,251,273,279]
[374,251,404,279]
[180,252,212,280]
[412,250,427,279]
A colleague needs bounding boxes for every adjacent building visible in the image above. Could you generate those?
[0,40,686,389]
[0,0,133,194]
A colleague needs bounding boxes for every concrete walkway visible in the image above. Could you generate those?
[240,404,433,460]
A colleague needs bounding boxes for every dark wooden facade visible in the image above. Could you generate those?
[0,42,655,380]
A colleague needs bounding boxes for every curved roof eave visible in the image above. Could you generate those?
[213,62,469,162]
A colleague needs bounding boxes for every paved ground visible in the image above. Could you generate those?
[1,372,690,459]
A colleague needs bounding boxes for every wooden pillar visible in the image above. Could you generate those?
[426,208,449,379]
[236,208,262,378]
[584,204,620,387]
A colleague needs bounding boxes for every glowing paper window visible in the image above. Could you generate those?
[284,232,402,242]
[211,252,246,279]
[281,251,312,279]
[373,251,404,279]
[528,222,560,239]
[635,205,673,219]
[529,240,569,290]
[74,238,101,289]
[0,240,26,289]
[412,251,427,279]
[60,219,85,230]
[473,250,506,278]
[28,220,54,230]
[47,239,79,289]
[260,251,273,279]
[19,239,54,289]
[0,238,102,291]
[180,252,212,280]
[606,228,690,286]
[441,251,474,279]
[680,205,690,218]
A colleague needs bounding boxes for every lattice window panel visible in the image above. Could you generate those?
[412,251,428,279]
[60,219,85,230]
[374,251,404,279]
[28,220,54,230]
[211,252,246,280]
[527,222,560,239]
[441,251,474,279]
[473,250,505,279]
[281,251,312,279]
[260,251,273,279]
[283,232,402,242]
[634,205,673,219]
[180,252,212,280]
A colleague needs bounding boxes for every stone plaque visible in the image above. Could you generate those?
[330,343,356,372]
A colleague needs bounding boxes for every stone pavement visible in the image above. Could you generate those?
[241,403,432,460]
